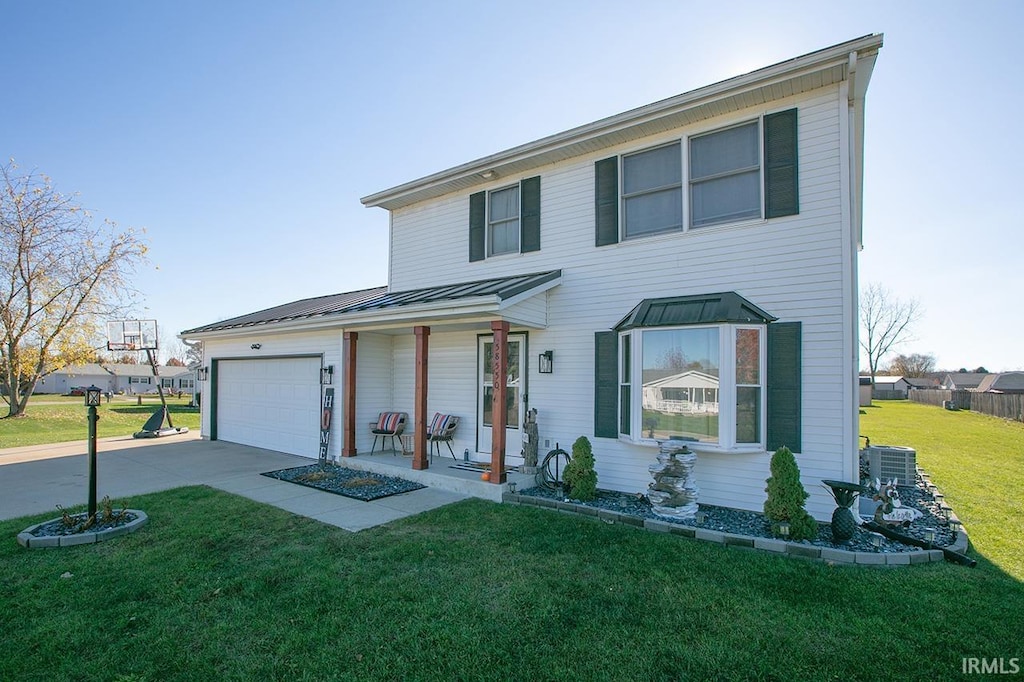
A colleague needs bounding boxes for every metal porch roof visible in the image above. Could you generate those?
[181,270,561,336]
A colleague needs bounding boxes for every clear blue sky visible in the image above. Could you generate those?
[4,1,1022,371]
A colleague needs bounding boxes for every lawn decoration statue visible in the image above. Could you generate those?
[647,442,698,520]
[872,479,922,527]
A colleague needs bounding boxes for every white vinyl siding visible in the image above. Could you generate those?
[384,86,851,519]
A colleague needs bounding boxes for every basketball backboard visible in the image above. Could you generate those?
[107,319,158,351]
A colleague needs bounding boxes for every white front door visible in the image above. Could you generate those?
[477,334,525,459]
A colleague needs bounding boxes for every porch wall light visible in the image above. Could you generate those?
[197,367,210,382]
[320,365,334,385]
[538,350,554,374]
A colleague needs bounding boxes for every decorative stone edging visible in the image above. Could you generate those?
[17,511,149,549]
[502,492,970,568]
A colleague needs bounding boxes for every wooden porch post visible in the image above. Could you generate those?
[413,326,430,470]
[342,331,358,457]
[490,320,509,484]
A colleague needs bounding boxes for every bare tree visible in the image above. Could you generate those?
[859,282,923,384]
[887,352,936,377]
[1,162,147,417]
[183,339,204,367]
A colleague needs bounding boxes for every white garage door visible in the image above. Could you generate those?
[216,357,322,458]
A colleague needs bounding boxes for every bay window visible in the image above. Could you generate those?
[619,324,764,449]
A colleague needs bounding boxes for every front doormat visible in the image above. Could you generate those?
[448,462,516,474]
[261,464,425,502]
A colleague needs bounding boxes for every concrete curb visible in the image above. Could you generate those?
[17,510,149,549]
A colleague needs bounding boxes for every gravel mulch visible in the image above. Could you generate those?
[262,464,425,501]
[30,511,140,537]
[518,474,956,554]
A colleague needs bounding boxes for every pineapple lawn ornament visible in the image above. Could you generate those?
[822,479,869,543]
[872,479,923,527]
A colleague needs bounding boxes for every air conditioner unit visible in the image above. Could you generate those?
[868,445,917,487]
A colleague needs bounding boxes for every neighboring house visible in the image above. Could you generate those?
[975,372,1024,394]
[106,364,190,394]
[182,35,883,520]
[872,376,911,398]
[942,373,989,391]
[36,364,115,395]
[905,377,939,390]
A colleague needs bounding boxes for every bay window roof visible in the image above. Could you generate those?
[614,292,776,332]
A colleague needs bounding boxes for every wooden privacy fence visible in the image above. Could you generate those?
[908,388,1024,422]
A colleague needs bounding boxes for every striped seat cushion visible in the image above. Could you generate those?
[427,413,455,438]
[374,412,404,434]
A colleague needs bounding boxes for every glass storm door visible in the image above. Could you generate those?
[477,334,525,458]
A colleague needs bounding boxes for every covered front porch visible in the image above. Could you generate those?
[334,270,561,488]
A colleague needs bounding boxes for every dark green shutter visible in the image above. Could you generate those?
[767,321,801,452]
[594,331,618,438]
[469,191,486,262]
[764,108,799,219]
[520,176,541,253]
[595,157,619,247]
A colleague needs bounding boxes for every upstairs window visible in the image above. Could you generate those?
[690,122,760,228]
[595,108,798,247]
[622,142,682,239]
[488,185,520,256]
[469,176,541,261]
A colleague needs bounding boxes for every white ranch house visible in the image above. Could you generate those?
[182,35,883,520]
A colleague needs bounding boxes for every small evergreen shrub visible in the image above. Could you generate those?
[763,446,818,540]
[563,436,598,501]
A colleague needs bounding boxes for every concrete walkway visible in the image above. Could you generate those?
[0,433,469,531]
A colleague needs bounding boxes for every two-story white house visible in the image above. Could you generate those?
[182,34,882,520]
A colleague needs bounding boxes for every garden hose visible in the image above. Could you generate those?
[538,447,570,490]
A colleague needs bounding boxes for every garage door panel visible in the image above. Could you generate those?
[217,357,321,458]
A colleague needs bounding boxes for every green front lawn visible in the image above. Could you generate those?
[860,400,1024,580]
[0,395,200,448]
[2,486,1021,681]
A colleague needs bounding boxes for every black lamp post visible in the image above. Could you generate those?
[85,385,102,519]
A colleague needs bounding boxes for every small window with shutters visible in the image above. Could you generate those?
[470,176,541,262]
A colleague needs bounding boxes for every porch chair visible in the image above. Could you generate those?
[370,412,408,455]
[426,413,459,460]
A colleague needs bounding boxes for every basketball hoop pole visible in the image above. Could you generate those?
[145,349,175,429]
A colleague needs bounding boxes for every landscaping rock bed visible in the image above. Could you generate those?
[18,510,148,549]
[262,464,425,501]
[517,472,957,554]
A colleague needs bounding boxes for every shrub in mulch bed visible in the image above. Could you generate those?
[518,477,956,554]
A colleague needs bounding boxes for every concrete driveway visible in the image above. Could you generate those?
[0,433,468,531]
